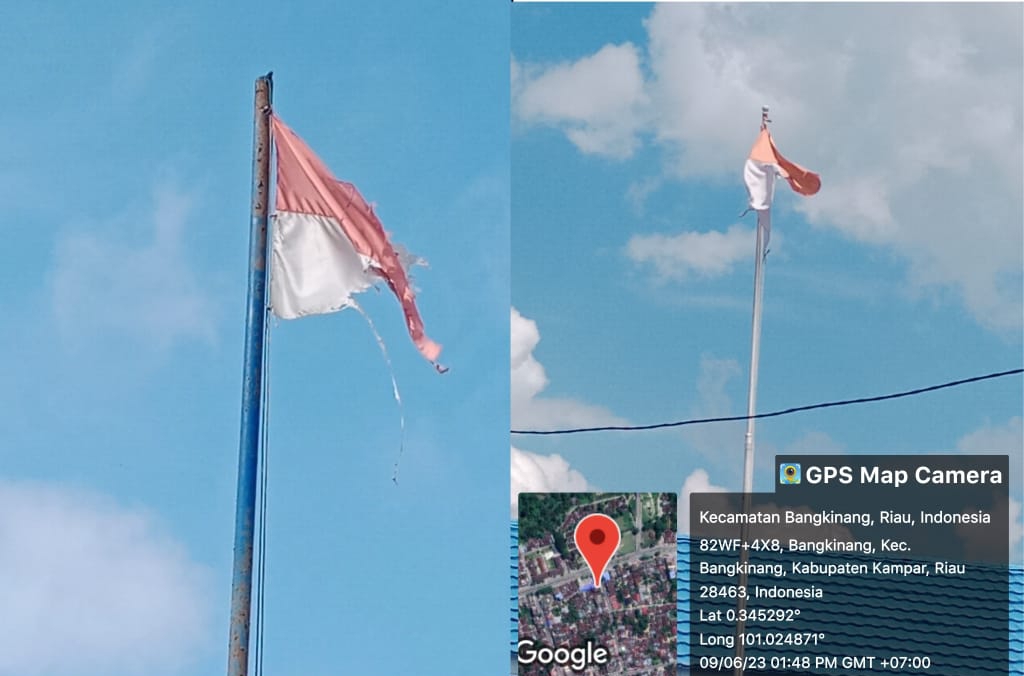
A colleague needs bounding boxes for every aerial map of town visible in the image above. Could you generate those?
[517,493,677,675]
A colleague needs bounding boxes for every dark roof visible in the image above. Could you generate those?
[511,524,1023,675]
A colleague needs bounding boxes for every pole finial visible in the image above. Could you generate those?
[761,106,771,130]
[256,73,274,114]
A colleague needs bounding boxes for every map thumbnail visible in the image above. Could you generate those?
[518,493,677,675]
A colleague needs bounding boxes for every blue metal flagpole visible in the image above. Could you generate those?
[228,72,273,676]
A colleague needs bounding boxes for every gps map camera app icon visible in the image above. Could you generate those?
[780,463,801,484]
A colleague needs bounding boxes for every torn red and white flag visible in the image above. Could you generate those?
[743,128,820,245]
[269,114,441,365]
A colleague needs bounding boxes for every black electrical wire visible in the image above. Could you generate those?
[511,368,1023,436]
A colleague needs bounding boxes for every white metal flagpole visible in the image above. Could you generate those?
[742,215,766,496]
[743,104,771,496]
[733,106,771,674]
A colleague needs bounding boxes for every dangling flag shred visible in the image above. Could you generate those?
[268,114,442,366]
[743,128,820,246]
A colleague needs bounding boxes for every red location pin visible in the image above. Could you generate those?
[574,513,621,588]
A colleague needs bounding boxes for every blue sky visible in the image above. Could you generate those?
[1,2,508,675]
[509,4,1022,558]
[2,3,1022,675]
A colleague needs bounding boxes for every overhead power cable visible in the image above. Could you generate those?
[510,368,1023,436]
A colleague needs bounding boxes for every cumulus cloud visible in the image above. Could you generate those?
[957,416,1023,491]
[678,468,728,533]
[51,183,217,349]
[627,224,755,281]
[625,175,665,214]
[0,480,211,676]
[681,354,745,458]
[957,416,1023,454]
[511,447,595,517]
[514,4,1023,331]
[511,307,628,430]
[953,496,1023,564]
[956,416,1023,558]
[512,43,649,159]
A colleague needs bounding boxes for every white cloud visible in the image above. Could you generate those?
[511,447,595,517]
[511,307,545,402]
[678,468,728,533]
[955,496,1023,564]
[957,416,1022,491]
[509,308,621,517]
[625,175,664,214]
[681,354,745,458]
[627,224,755,281]
[511,307,628,430]
[677,357,844,484]
[514,4,1023,332]
[695,355,742,416]
[957,416,1022,454]
[512,43,649,159]
[0,480,211,676]
[51,183,217,349]
[956,417,1023,560]
[681,468,727,496]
